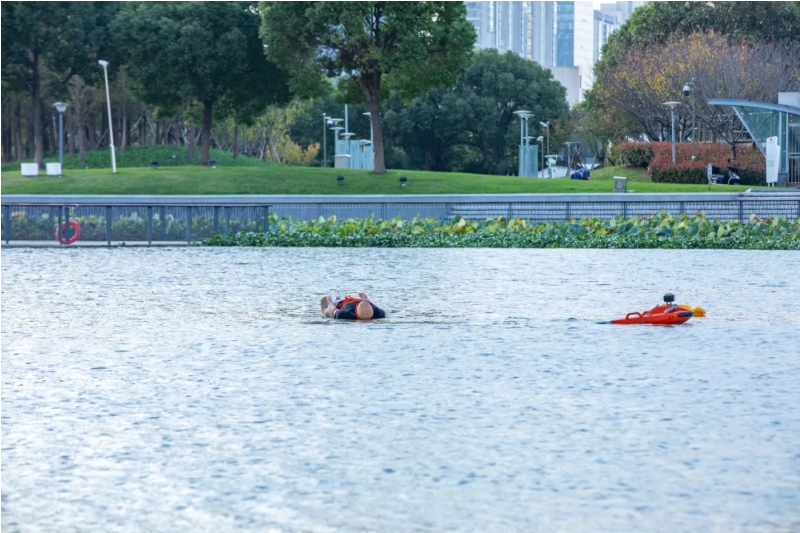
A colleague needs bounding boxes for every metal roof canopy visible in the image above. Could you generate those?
[708,98,800,186]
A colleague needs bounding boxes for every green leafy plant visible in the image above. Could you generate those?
[203,212,800,250]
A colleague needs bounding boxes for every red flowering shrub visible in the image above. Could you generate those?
[646,142,766,185]
[615,143,656,168]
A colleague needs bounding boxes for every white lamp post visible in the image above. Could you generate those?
[330,126,343,155]
[322,114,330,167]
[53,102,68,173]
[536,136,544,177]
[513,110,531,147]
[683,79,696,160]
[98,60,116,173]
[363,112,373,145]
[540,121,551,178]
[663,101,680,163]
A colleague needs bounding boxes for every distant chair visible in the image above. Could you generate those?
[150,160,159,169]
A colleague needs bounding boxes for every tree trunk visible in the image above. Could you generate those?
[14,100,23,161]
[120,109,128,154]
[68,114,75,155]
[87,111,96,150]
[2,115,10,162]
[233,122,239,159]
[199,100,213,165]
[187,124,197,159]
[31,54,44,165]
[361,74,386,173]
[173,115,181,148]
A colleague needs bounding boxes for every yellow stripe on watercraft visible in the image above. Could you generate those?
[678,305,705,317]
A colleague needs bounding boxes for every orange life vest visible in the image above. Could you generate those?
[335,296,361,309]
[335,296,370,319]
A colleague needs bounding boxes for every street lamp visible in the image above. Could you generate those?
[322,114,330,167]
[53,102,68,174]
[683,78,696,160]
[97,60,116,173]
[513,110,531,147]
[536,136,544,177]
[330,126,344,156]
[363,112,373,145]
[663,101,680,163]
[540,122,551,178]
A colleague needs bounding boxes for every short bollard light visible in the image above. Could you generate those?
[399,176,407,186]
[337,175,345,184]
[150,160,159,169]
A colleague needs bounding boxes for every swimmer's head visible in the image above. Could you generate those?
[356,301,374,320]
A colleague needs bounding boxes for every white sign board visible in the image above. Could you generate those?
[765,136,780,184]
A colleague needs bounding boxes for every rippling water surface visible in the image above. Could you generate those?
[2,247,799,532]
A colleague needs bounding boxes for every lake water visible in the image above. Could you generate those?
[2,247,799,532]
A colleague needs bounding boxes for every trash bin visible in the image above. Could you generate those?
[21,163,39,176]
[46,163,62,176]
[334,154,351,169]
[614,176,627,193]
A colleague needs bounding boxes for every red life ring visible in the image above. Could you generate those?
[55,220,82,245]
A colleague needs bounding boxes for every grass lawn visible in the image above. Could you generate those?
[1,164,758,195]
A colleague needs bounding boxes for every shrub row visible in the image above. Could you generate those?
[615,143,656,168]
[204,214,800,250]
[615,142,767,185]
[648,142,766,185]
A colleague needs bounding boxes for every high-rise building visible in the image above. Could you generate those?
[594,10,618,63]
[465,2,533,58]
[598,1,647,26]
[463,1,648,104]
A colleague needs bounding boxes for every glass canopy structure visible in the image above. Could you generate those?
[707,98,800,186]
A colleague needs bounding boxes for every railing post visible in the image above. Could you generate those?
[57,207,63,244]
[680,201,685,215]
[160,207,167,241]
[213,206,220,234]
[738,200,744,221]
[622,202,628,219]
[65,206,71,243]
[263,206,269,233]
[565,202,571,221]
[146,206,153,244]
[224,207,230,235]
[3,205,10,244]
[186,206,192,243]
[106,206,112,245]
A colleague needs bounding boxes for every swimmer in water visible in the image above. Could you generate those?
[321,293,386,320]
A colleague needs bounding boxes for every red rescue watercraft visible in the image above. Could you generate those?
[609,293,693,325]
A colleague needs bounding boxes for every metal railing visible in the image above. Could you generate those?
[2,192,799,244]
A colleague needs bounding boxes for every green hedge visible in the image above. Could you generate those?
[615,143,656,168]
[204,214,800,250]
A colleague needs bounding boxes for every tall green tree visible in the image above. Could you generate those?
[1,2,119,165]
[115,2,291,165]
[260,2,476,173]
[600,1,800,66]
[384,50,568,175]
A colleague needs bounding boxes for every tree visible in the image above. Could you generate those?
[601,1,800,66]
[595,32,800,157]
[1,2,119,165]
[115,2,291,165]
[259,2,477,173]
